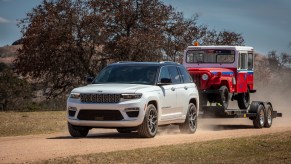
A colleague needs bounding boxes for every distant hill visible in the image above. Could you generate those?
[0,45,21,64]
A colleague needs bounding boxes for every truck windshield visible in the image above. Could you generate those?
[92,65,159,85]
[186,50,235,63]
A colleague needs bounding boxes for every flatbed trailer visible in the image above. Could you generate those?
[200,101,282,128]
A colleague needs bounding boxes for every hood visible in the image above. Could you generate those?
[71,84,154,94]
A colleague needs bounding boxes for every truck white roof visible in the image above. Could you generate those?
[186,46,254,51]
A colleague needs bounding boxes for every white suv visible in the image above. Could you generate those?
[67,62,199,138]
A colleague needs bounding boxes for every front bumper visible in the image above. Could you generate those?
[67,98,147,128]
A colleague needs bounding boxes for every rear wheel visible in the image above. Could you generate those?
[237,89,250,109]
[137,104,158,138]
[253,104,265,128]
[68,122,89,137]
[179,103,197,134]
[218,86,230,109]
[264,104,273,128]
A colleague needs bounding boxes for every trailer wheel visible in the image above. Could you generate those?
[218,86,230,109]
[237,89,250,109]
[253,104,265,128]
[264,104,273,128]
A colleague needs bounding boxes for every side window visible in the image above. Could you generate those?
[168,66,181,84]
[178,66,193,83]
[248,53,254,70]
[158,66,171,83]
[239,53,248,70]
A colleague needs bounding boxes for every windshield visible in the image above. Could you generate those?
[92,65,159,85]
[186,50,235,63]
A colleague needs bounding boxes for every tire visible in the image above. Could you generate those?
[116,128,132,133]
[179,103,198,134]
[264,104,273,128]
[68,122,89,137]
[237,89,250,109]
[253,104,265,128]
[218,86,230,109]
[137,104,158,138]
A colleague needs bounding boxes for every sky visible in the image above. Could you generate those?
[0,0,291,55]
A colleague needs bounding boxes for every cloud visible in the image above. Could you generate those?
[0,17,10,23]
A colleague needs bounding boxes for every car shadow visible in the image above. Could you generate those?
[200,124,254,131]
[47,132,143,140]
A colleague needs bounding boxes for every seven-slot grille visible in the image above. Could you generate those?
[191,74,201,88]
[80,94,121,103]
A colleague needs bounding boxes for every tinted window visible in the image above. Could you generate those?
[93,65,158,85]
[178,66,193,83]
[158,66,171,83]
[168,66,181,84]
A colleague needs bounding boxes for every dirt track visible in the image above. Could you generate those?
[1,117,291,163]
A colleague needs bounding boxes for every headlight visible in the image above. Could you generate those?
[201,74,209,81]
[70,93,80,99]
[121,93,142,99]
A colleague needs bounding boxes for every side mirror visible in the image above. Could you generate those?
[157,78,172,86]
[85,76,94,84]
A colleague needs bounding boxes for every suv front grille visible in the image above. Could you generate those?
[80,94,121,103]
[191,74,201,88]
[77,110,124,121]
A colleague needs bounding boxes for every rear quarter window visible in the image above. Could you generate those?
[178,66,193,83]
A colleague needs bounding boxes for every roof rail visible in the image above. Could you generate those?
[117,61,134,63]
[159,61,180,64]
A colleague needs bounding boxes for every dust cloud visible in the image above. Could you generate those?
[252,81,291,127]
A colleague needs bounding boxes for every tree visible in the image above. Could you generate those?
[0,63,32,110]
[201,29,244,46]
[163,13,207,61]
[15,0,245,97]
[15,0,110,97]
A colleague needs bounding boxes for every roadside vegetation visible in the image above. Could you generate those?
[0,111,66,137]
[39,131,291,163]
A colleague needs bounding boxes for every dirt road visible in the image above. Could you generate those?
[1,117,291,163]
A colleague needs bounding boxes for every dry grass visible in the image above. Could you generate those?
[0,111,67,137]
[40,131,291,164]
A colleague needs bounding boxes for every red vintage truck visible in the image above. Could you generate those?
[183,43,282,128]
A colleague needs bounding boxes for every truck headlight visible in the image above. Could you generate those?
[202,74,209,81]
[70,93,80,99]
[121,93,142,99]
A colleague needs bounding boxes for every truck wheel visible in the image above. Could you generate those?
[253,104,265,128]
[68,122,89,137]
[264,104,273,128]
[218,86,230,109]
[137,104,158,138]
[237,89,250,109]
[179,103,197,134]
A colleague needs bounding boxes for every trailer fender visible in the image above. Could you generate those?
[248,101,265,114]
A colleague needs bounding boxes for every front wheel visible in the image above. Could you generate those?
[137,104,158,138]
[179,103,197,134]
[237,89,250,109]
[218,86,230,109]
[68,122,89,137]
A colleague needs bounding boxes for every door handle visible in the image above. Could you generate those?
[171,87,175,91]
[184,86,188,90]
